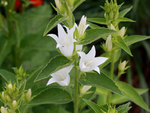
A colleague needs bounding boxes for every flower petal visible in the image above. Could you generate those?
[57,74,70,86]
[87,46,96,58]
[47,78,55,86]
[93,67,100,74]
[92,57,108,66]
[58,24,66,41]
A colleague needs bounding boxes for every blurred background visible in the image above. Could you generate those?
[0,0,150,112]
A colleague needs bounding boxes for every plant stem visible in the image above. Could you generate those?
[110,53,115,79]
[74,56,79,113]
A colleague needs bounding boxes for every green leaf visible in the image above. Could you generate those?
[83,99,105,113]
[119,6,133,17]
[117,102,131,113]
[73,0,86,11]
[111,88,148,104]
[29,87,72,105]
[124,35,150,46]
[43,15,65,36]
[35,55,71,81]
[0,69,16,82]
[117,17,135,23]
[88,18,106,25]
[80,72,122,95]
[116,81,150,112]
[113,36,132,56]
[79,28,115,45]
[87,22,104,29]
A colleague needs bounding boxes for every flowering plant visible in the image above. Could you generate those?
[0,0,150,113]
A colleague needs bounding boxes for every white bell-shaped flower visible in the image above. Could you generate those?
[47,65,73,86]
[78,46,108,74]
[48,24,76,57]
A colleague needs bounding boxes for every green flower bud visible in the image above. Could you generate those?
[118,60,127,71]
[12,100,18,109]
[67,0,74,7]
[1,92,5,101]
[119,27,126,38]
[80,85,92,94]
[26,89,32,101]
[106,35,112,51]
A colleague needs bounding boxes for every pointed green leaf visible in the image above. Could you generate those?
[119,6,133,17]
[116,81,150,112]
[0,69,16,82]
[117,102,131,113]
[79,28,115,45]
[124,35,150,46]
[83,99,105,113]
[80,72,122,95]
[88,18,107,25]
[113,36,132,56]
[117,17,135,23]
[111,88,148,104]
[35,55,71,81]
[43,15,65,36]
[29,87,72,105]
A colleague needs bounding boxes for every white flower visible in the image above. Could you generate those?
[47,65,73,86]
[1,106,8,113]
[76,15,89,39]
[80,85,92,94]
[78,46,108,74]
[48,24,76,57]
[106,35,112,51]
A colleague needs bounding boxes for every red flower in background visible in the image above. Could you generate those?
[30,0,43,7]
[15,0,21,10]
[15,0,43,11]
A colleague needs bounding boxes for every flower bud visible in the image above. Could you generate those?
[6,95,11,102]
[110,24,115,30]
[106,35,112,51]
[67,0,74,7]
[80,85,92,94]
[119,27,126,38]
[118,60,127,71]
[7,83,13,90]
[1,92,5,101]
[12,100,18,109]
[26,89,32,101]
[1,106,8,113]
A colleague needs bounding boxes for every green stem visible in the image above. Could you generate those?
[74,56,79,113]
[110,53,115,79]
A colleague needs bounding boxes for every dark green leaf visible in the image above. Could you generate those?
[119,6,133,17]
[116,81,150,112]
[0,69,16,82]
[79,28,115,45]
[73,0,86,11]
[113,36,132,56]
[43,15,65,36]
[80,72,122,95]
[124,35,150,46]
[35,55,71,81]
[29,87,72,105]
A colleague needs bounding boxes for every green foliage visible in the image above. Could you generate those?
[35,55,71,81]
[29,87,72,105]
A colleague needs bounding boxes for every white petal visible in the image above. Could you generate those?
[47,34,59,44]
[57,74,70,86]
[93,67,100,74]
[58,24,66,40]
[65,65,73,73]
[78,52,86,58]
[87,46,96,58]
[92,57,108,66]
[47,78,55,86]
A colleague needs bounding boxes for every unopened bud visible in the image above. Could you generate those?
[26,89,32,101]
[119,60,127,71]
[119,27,126,38]
[80,85,92,94]
[1,106,8,113]
[12,100,18,109]
[6,95,11,102]
[106,35,112,51]
[67,0,74,7]
[1,92,5,100]
[8,83,12,90]
[55,0,62,12]
[110,24,115,30]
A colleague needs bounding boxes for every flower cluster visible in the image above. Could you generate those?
[47,16,108,87]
